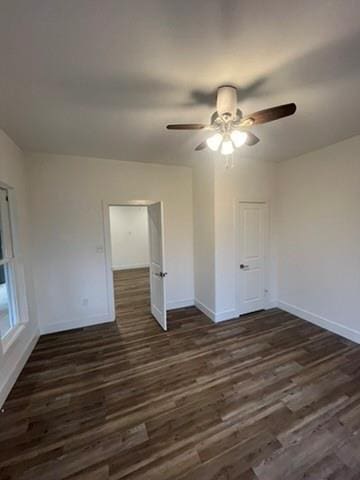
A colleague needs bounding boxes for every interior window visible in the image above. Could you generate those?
[0,188,18,339]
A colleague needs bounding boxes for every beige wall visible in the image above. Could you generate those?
[214,157,278,320]
[192,155,277,322]
[193,158,216,315]
[277,135,360,341]
[27,153,194,333]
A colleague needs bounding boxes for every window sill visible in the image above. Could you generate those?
[1,324,25,354]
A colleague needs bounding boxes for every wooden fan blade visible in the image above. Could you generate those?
[242,103,296,126]
[245,132,260,146]
[195,141,207,151]
[166,123,206,130]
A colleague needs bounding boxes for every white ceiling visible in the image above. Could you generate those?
[1,0,360,165]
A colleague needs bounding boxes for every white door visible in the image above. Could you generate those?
[148,202,167,330]
[237,203,266,315]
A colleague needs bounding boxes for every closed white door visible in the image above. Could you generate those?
[148,202,167,330]
[237,203,266,315]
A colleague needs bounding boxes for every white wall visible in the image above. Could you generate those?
[192,155,277,323]
[0,130,39,407]
[214,157,277,321]
[277,135,360,342]
[109,206,149,270]
[27,153,194,333]
[193,158,216,317]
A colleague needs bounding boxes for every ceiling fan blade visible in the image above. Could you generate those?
[245,132,260,146]
[241,103,296,126]
[166,123,206,130]
[195,141,207,151]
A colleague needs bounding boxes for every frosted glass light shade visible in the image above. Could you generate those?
[221,140,234,155]
[230,130,248,147]
[206,133,223,151]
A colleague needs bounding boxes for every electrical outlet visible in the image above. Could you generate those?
[82,298,89,307]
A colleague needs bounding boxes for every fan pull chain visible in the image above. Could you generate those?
[225,152,235,169]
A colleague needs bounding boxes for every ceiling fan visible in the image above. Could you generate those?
[167,85,296,155]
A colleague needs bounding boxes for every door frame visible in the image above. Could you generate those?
[234,200,271,316]
[102,199,163,324]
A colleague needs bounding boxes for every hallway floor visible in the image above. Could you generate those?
[1,269,360,479]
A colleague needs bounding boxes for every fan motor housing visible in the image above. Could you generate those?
[216,85,238,120]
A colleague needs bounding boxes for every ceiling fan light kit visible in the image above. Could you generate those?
[230,130,248,148]
[206,132,223,151]
[166,85,296,162]
[220,136,234,155]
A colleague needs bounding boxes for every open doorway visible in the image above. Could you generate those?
[106,202,167,331]
[110,205,150,330]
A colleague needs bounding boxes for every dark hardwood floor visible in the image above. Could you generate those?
[1,268,360,479]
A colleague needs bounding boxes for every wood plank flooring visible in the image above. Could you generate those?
[1,268,360,479]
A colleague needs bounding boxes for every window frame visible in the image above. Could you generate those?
[0,185,23,352]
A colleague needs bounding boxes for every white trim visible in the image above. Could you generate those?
[102,201,116,327]
[214,309,237,323]
[195,299,216,322]
[112,264,149,271]
[195,300,238,323]
[7,189,30,327]
[40,314,114,335]
[102,199,163,334]
[167,299,194,310]
[278,301,360,344]
[1,324,25,354]
[266,299,278,310]
[0,331,39,408]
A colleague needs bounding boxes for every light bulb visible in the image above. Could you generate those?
[230,130,248,147]
[206,133,223,151]
[221,139,234,155]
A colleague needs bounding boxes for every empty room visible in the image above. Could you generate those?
[0,1,360,479]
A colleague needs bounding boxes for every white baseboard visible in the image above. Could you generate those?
[167,299,194,310]
[278,300,360,344]
[195,299,216,322]
[0,331,39,408]
[266,299,279,309]
[214,309,237,323]
[112,264,149,271]
[195,299,238,323]
[40,314,115,335]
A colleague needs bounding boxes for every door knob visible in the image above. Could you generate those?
[240,264,249,269]
[155,272,168,278]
